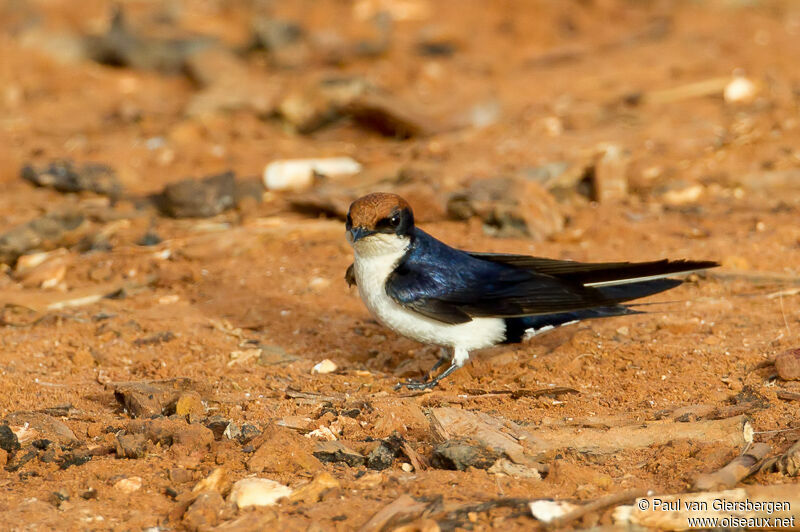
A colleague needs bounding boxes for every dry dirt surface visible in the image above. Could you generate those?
[1,0,800,530]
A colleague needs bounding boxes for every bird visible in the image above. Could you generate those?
[344,192,717,390]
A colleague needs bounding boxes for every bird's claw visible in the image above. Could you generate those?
[394,378,439,391]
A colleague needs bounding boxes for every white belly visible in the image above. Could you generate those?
[353,250,506,352]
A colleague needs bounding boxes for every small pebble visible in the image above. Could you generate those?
[400,462,413,472]
[312,359,338,374]
[529,500,577,523]
[309,277,331,291]
[263,157,361,191]
[775,348,800,380]
[228,478,291,509]
[192,467,226,493]
[158,294,180,305]
[724,76,757,104]
[114,476,143,494]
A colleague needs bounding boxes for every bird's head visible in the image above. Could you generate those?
[346,193,415,256]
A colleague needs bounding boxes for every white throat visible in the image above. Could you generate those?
[350,232,410,260]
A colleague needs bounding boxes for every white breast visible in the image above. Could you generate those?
[352,236,506,352]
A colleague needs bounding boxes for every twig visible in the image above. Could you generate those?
[547,489,647,529]
[767,287,800,299]
[401,441,429,471]
[358,494,441,532]
[692,442,771,491]
[430,408,753,462]
[462,386,579,399]
[522,415,752,459]
[284,387,344,403]
[776,390,800,401]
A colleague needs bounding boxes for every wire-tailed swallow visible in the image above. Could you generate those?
[345,192,717,390]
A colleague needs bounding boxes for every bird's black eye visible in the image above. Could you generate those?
[389,214,400,227]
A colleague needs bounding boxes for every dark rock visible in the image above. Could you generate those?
[36,404,75,417]
[0,211,88,266]
[81,488,98,500]
[4,411,78,446]
[133,331,176,346]
[344,90,442,139]
[366,433,404,470]
[6,449,39,472]
[431,439,501,471]
[205,416,230,440]
[277,77,368,134]
[137,231,162,246]
[234,177,265,206]
[58,453,91,470]
[0,425,20,453]
[85,8,214,72]
[159,172,236,218]
[252,18,304,51]
[48,489,70,507]
[110,377,197,418]
[115,432,147,459]
[313,441,365,467]
[31,439,51,450]
[251,18,310,69]
[21,160,122,199]
[366,443,395,470]
[417,41,457,56]
[447,177,564,239]
[238,424,261,444]
[183,491,225,531]
[39,447,57,463]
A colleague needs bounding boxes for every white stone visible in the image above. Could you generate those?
[114,477,143,494]
[309,276,331,291]
[263,157,361,191]
[529,500,577,523]
[311,359,338,374]
[229,478,291,508]
[724,76,757,104]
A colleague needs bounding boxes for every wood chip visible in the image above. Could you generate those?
[358,494,430,532]
[546,489,646,529]
[693,442,771,491]
[432,407,752,461]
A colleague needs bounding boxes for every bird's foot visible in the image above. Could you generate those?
[394,361,460,391]
[394,378,440,391]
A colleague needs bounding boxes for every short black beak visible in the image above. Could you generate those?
[349,226,373,243]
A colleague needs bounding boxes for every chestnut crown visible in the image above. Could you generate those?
[346,193,415,239]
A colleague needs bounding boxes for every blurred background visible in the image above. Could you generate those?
[2,0,799,232]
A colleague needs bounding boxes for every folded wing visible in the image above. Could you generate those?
[386,235,716,325]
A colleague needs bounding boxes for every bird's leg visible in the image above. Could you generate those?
[397,362,460,390]
[395,347,467,391]
[423,347,450,381]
